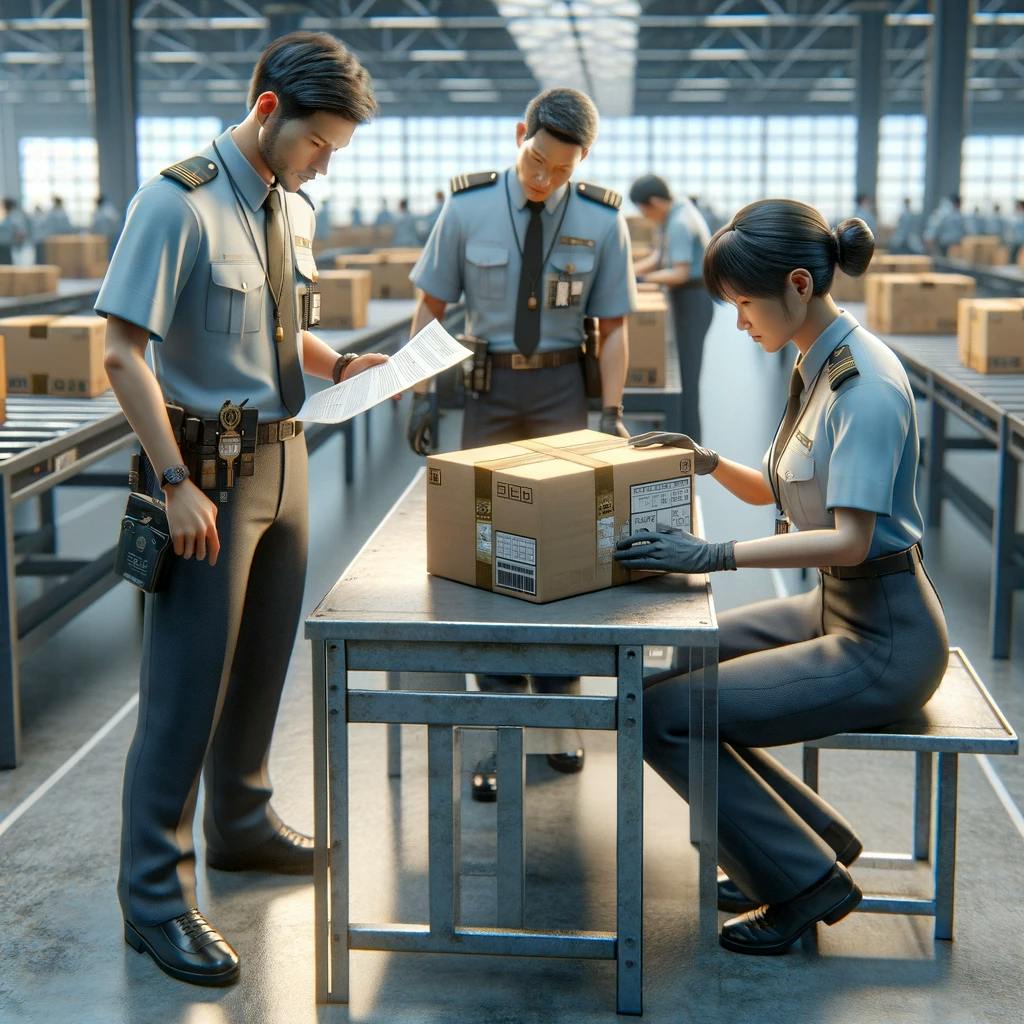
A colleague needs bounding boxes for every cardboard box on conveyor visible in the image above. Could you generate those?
[957,297,1024,374]
[317,269,372,329]
[0,265,60,297]
[627,290,669,387]
[43,234,108,279]
[427,428,695,604]
[831,254,933,303]
[0,313,110,397]
[334,249,421,299]
[954,235,1010,266]
[866,272,975,335]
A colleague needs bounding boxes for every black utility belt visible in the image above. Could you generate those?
[820,543,922,581]
[165,401,302,493]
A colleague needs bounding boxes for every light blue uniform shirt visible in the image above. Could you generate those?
[95,126,318,421]
[657,198,711,283]
[762,310,924,559]
[411,167,637,353]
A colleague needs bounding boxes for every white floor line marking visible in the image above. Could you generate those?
[0,469,426,843]
[0,693,139,841]
[769,553,1024,843]
[976,753,1024,843]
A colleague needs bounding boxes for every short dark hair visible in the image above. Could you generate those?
[248,31,376,124]
[703,198,875,302]
[523,88,598,149]
[629,174,672,206]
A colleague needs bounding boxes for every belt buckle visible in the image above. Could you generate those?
[278,419,296,440]
[510,353,530,370]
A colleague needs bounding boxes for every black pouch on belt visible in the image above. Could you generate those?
[582,316,602,400]
[115,455,174,593]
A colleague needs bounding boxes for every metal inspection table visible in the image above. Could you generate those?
[306,472,719,1015]
[848,302,1024,658]
[0,393,136,767]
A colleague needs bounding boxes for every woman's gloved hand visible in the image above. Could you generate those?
[614,526,736,574]
[628,432,720,475]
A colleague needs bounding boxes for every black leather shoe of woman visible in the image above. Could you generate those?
[124,908,240,985]
[719,863,862,955]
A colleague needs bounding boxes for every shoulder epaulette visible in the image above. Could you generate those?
[575,181,622,210]
[296,188,315,210]
[160,156,218,190]
[827,344,859,391]
[450,171,499,195]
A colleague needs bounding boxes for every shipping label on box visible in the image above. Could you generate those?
[427,429,695,603]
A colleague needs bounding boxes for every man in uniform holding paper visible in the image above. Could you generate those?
[405,87,638,801]
[97,33,394,987]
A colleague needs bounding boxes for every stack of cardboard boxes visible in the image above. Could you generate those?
[957,298,1024,374]
[866,273,976,335]
[316,269,373,329]
[335,249,421,300]
[947,235,1010,266]
[626,289,669,387]
[426,429,695,603]
[0,265,60,297]
[318,224,395,254]
[43,234,109,279]
[626,215,655,250]
[0,314,109,397]
[831,254,932,303]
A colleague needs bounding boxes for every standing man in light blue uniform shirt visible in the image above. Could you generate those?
[96,32,386,988]
[620,199,948,956]
[630,174,713,441]
[406,87,637,800]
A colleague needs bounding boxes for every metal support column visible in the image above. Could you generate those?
[923,0,975,217]
[855,5,885,204]
[86,0,139,216]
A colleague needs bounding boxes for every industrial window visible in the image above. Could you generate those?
[962,134,1024,224]
[18,137,99,229]
[878,115,926,225]
[136,117,222,183]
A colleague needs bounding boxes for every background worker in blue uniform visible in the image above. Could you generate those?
[406,87,638,800]
[617,199,948,956]
[98,32,386,987]
[629,174,713,441]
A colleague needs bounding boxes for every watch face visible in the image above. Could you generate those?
[164,465,188,485]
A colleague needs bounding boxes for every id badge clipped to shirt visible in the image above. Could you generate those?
[301,280,321,329]
[546,263,584,309]
[774,510,790,535]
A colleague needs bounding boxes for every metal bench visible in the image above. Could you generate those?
[802,647,1018,939]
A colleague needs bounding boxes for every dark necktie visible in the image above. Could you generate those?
[513,199,545,356]
[771,363,805,482]
[264,188,305,416]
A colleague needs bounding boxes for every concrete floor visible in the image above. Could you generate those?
[1,305,1022,1024]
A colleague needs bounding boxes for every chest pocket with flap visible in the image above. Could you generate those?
[776,441,828,528]
[465,242,509,303]
[206,259,265,335]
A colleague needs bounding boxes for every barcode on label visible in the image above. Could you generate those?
[495,559,537,596]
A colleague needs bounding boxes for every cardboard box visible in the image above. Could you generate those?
[866,273,975,335]
[321,224,395,252]
[43,234,108,278]
[0,314,109,396]
[317,269,372,329]
[627,291,669,387]
[0,265,60,297]
[958,234,1008,266]
[957,298,1024,374]
[626,215,655,248]
[335,249,420,299]
[427,429,695,604]
[831,254,933,302]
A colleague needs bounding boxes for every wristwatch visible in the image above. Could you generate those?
[332,352,360,384]
[161,464,189,487]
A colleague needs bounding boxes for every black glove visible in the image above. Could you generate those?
[600,404,629,438]
[407,392,436,456]
[628,431,720,475]
[614,526,736,574]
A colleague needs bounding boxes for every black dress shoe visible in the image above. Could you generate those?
[207,824,314,875]
[719,863,862,956]
[718,829,863,913]
[472,753,497,803]
[546,749,585,774]
[125,908,239,986]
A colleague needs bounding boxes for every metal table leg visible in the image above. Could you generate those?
[616,645,644,1016]
[326,641,350,1001]
[933,752,959,940]
[925,392,946,529]
[0,475,21,768]
[697,646,719,946]
[991,415,1019,659]
[496,727,525,928]
[913,751,934,861]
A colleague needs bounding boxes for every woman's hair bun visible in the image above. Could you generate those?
[833,218,875,277]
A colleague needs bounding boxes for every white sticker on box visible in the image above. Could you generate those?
[494,530,537,595]
[596,515,616,563]
[629,477,692,535]
[476,521,492,563]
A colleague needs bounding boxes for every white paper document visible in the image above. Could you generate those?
[297,319,473,425]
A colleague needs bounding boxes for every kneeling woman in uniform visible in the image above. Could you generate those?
[615,198,948,955]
